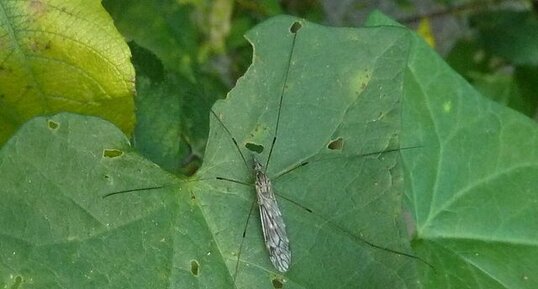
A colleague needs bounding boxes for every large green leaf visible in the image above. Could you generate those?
[1,16,421,288]
[194,17,416,288]
[0,0,135,146]
[0,113,188,289]
[367,11,538,289]
[402,27,538,289]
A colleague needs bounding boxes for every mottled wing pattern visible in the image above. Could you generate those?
[254,159,291,272]
[259,194,291,272]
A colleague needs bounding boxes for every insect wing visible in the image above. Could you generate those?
[257,185,291,272]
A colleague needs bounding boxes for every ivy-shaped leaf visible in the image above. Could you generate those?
[367,10,538,289]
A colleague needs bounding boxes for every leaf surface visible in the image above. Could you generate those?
[403,30,538,289]
[195,16,416,288]
[366,11,538,289]
[0,0,135,146]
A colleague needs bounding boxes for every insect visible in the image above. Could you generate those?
[204,82,433,287]
[207,101,431,284]
[253,158,291,272]
[208,103,295,276]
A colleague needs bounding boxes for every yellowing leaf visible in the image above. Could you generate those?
[0,0,135,145]
[417,17,436,48]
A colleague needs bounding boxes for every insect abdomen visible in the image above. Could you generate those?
[253,159,291,272]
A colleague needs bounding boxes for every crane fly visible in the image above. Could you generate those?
[254,158,291,272]
[209,94,294,276]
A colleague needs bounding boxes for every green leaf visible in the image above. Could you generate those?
[445,38,491,79]
[1,16,421,288]
[402,21,538,289]
[102,0,199,79]
[195,16,417,288]
[0,113,210,289]
[0,0,135,146]
[470,72,534,118]
[471,11,538,66]
[129,42,224,176]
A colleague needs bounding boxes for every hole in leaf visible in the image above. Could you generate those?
[272,277,284,288]
[290,22,302,33]
[246,142,264,154]
[11,275,23,289]
[48,120,59,130]
[103,149,123,158]
[327,137,344,150]
[181,150,202,177]
[190,260,199,276]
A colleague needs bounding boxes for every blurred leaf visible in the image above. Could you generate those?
[130,42,223,175]
[134,74,191,175]
[133,73,217,176]
[446,38,491,79]
[129,41,165,83]
[0,0,135,147]
[416,17,435,48]
[514,66,538,119]
[470,71,534,117]
[235,0,282,17]
[446,39,538,118]
[101,1,230,169]
[102,0,198,79]
[197,0,234,61]
[280,0,324,21]
[471,10,538,66]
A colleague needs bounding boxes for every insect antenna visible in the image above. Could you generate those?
[263,24,297,174]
